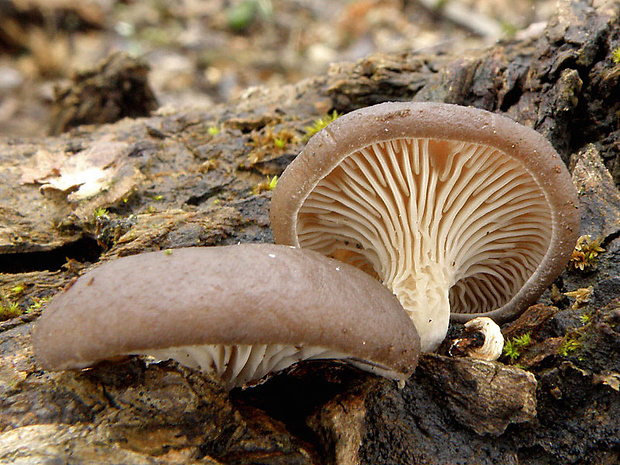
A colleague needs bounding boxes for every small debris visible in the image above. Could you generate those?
[449,316,504,361]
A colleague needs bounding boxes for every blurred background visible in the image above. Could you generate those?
[0,0,557,138]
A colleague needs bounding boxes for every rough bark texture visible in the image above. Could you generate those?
[48,52,159,136]
[1,0,620,464]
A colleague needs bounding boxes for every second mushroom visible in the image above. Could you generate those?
[271,102,580,351]
[32,244,421,389]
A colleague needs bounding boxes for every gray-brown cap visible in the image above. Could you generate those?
[32,243,421,388]
[271,102,580,351]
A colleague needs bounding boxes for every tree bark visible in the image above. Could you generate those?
[1,0,620,464]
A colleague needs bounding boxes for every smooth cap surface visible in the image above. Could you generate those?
[32,244,421,378]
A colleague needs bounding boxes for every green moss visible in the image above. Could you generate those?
[503,332,533,363]
[267,175,279,190]
[248,127,297,165]
[94,207,109,219]
[500,21,518,39]
[274,137,287,149]
[27,296,51,312]
[503,339,520,363]
[579,313,592,325]
[613,46,620,64]
[558,336,582,356]
[513,332,532,347]
[569,235,604,271]
[252,175,279,195]
[9,284,25,296]
[0,301,23,321]
[303,111,340,141]
[227,0,258,32]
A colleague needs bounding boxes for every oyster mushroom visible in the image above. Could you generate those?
[271,102,580,351]
[32,244,421,389]
[449,316,505,361]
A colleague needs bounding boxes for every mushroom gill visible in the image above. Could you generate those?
[297,137,551,348]
[146,343,382,389]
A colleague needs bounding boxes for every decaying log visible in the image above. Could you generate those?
[1,0,620,464]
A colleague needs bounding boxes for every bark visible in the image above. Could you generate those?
[1,0,620,464]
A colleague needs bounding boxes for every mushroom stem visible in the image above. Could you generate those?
[391,265,453,352]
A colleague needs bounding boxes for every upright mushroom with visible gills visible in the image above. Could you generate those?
[32,244,421,389]
[271,102,580,352]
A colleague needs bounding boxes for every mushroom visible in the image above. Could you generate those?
[448,316,505,361]
[270,102,580,352]
[32,244,421,389]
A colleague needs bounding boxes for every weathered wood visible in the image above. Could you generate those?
[1,0,620,464]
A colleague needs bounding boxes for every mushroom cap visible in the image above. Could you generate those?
[271,102,580,335]
[32,244,421,384]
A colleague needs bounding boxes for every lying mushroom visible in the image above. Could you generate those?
[32,244,421,389]
[271,102,580,351]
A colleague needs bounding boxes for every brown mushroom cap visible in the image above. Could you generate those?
[271,102,580,351]
[32,244,421,388]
